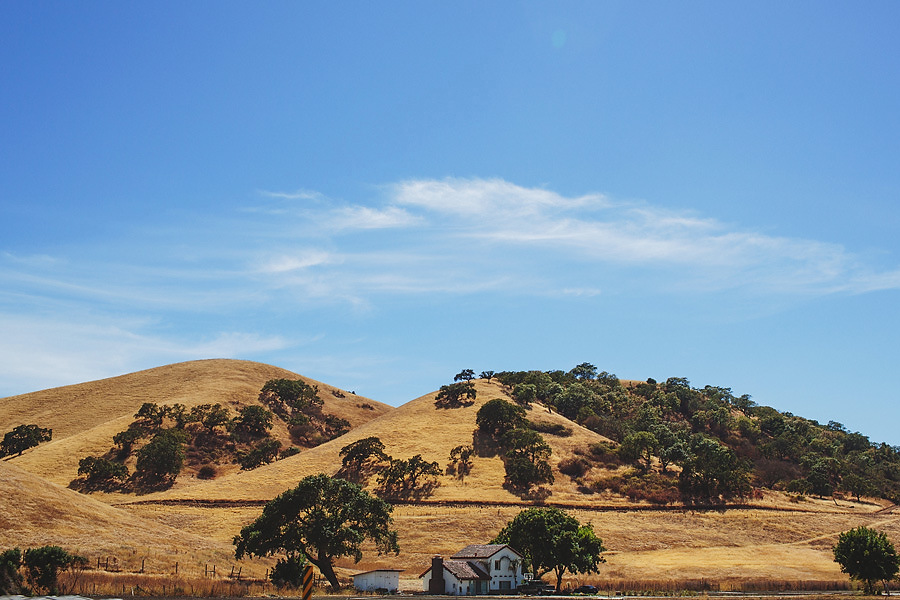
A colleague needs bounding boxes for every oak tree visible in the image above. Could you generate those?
[233,474,399,590]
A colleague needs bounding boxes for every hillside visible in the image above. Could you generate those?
[4,361,900,591]
[0,460,251,577]
[135,377,610,504]
[0,359,391,485]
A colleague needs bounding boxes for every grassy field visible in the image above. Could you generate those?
[2,360,897,592]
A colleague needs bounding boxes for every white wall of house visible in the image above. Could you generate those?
[485,546,524,592]
[353,570,401,592]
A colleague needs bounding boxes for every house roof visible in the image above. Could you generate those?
[352,569,405,577]
[451,544,523,559]
[419,559,491,580]
[443,560,491,581]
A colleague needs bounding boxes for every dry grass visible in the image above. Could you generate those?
[4,361,899,593]
[1,358,391,485]
[0,461,266,578]
[60,569,273,598]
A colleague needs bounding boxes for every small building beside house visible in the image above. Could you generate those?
[421,544,525,595]
[352,568,404,593]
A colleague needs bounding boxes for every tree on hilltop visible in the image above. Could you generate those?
[435,381,477,408]
[454,369,476,382]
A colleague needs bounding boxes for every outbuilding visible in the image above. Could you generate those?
[352,568,404,593]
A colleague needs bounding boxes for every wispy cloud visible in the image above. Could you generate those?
[2,176,898,397]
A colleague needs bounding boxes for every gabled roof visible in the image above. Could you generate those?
[451,544,523,560]
[419,559,491,580]
[443,559,491,581]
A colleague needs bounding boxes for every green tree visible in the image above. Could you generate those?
[448,444,474,476]
[512,383,538,406]
[833,526,900,594]
[112,427,143,456]
[0,424,52,457]
[377,455,442,499]
[480,370,495,382]
[842,472,876,502]
[553,384,595,421]
[650,422,688,473]
[23,546,86,595]
[77,456,129,485]
[340,436,389,477]
[619,431,658,471]
[476,399,527,438]
[678,434,750,503]
[454,369,476,382]
[133,402,168,431]
[231,405,274,440]
[135,429,187,483]
[434,381,477,408]
[190,403,231,434]
[569,363,598,381]
[237,438,282,470]
[0,548,23,595]
[260,379,322,415]
[233,473,399,591]
[492,507,605,591]
[502,428,554,490]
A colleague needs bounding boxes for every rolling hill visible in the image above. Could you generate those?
[0,359,391,486]
[3,360,899,591]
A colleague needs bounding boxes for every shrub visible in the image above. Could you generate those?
[270,553,307,588]
[528,420,573,437]
[23,546,86,595]
[0,548,23,595]
[559,457,591,479]
[237,438,282,470]
[197,464,217,479]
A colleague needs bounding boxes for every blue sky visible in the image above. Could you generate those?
[3,2,900,443]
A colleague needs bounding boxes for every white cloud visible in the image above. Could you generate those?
[0,312,289,396]
[329,205,422,230]
[257,188,325,201]
[256,251,334,274]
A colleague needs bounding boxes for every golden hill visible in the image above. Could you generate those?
[138,378,609,504]
[0,359,391,485]
[0,460,251,577]
[3,361,899,591]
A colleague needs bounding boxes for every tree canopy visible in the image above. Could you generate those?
[492,507,605,591]
[0,424,52,457]
[833,526,900,594]
[476,398,527,438]
[233,473,399,590]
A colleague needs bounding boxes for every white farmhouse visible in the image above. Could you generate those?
[421,544,525,595]
[352,568,404,593]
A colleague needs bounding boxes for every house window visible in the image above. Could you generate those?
[501,581,511,590]
[495,560,501,570]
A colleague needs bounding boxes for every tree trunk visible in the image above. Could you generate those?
[307,554,341,591]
